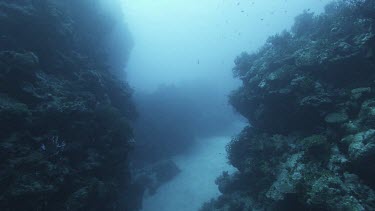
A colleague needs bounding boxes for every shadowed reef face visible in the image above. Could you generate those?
[0,0,139,210]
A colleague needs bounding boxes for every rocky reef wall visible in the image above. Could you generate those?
[202,1,375,210]
[0,0,139,210]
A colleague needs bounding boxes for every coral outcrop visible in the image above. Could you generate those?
[0,0,138,210]
[202,1,375,210]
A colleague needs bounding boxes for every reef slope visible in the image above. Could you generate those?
[203,1,375,210]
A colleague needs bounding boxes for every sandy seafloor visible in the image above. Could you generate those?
[141,135,238,211]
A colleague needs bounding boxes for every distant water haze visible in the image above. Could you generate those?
[120,1,334,210]
[122,0,332,92]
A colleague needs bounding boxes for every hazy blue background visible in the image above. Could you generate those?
[119,1,334,210]
[122,0,332,93]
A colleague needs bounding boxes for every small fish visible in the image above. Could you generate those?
[197,59,200,64]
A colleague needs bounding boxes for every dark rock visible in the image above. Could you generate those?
[133,160,180,196]
[0,1,139,210]
[325,112,349,124]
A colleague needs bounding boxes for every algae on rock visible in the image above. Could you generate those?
[202,1,375,210]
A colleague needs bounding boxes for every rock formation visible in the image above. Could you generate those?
[202,1,375,210]
[0,1,139,210]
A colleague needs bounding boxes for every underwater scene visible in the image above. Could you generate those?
[1,0,375,210]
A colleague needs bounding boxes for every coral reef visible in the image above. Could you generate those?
[0,0,138,210]
[203,1,375,210]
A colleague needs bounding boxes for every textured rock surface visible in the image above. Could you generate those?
[0,0,138,210]
[202,1,375,210]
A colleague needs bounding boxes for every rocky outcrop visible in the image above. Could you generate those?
[0,0,138,210]
[132,160,181,196]
[202,1,375,210]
